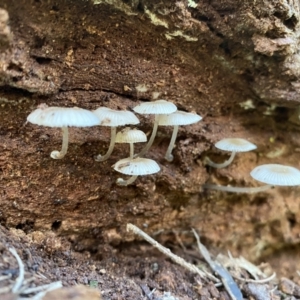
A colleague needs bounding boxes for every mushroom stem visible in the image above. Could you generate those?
[203,183,272,194]
[137,115,159,157]
[165,125,179,162]
[116,175,138,186]
[205,151,236,169]
[50,126,69,159]
[95,127,117,162]
[129,143,134,159]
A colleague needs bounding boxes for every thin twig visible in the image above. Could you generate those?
[30,281,62,300]
[233,272,276,284]
[0,274,12,282]
[127,223,218,282]
[192,228,243,300]
[19,276,36,290]
[21,281,63,295]
[224,252,267,280]
[36,272,48,280]
[172,230,187,252]
[140,284,154,300]
[9,247,25,293]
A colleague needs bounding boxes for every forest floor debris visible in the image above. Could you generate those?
[1,224,300,299]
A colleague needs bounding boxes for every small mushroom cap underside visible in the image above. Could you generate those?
[27,105,100,128]
[133,100,177,115]
[93,107,139,126]
[250,164,300,186]
[116,128,147,143]
[113,157,160,175]
[215,138,257,152]
[158,110,202,126]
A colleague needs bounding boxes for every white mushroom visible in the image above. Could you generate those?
[133,100,177,157]
[204,138,257,169]
[113,157,160,186]
[115,128,147,159]
[93,107,139,161]
[27,104,99,159]
[250,164,300,186]
[203,164,300,193]
[158,110,202,161]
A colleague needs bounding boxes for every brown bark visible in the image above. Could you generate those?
[1,0,300,282]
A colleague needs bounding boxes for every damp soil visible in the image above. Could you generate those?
[2,92,300,299]
[1,0,300,299]
[1,225,300,300]
[0,225,203,300]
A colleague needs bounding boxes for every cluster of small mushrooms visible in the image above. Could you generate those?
[27,100,202,186]
[27,101,300,189]
[203,138,300,193]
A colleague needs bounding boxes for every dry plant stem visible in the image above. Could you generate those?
[203,184,272,194]
[126,223,217,282]
[30,282,63,300]
[0,274,11,282]
[19,277,35,289]
[21,281,62,295]
[165,125,179,162]
[233,272,276,284]
[50,126,69,159]
[137,115,159,157]
[192,229,243,300]
[36,273,47,280]
[205,151,236,168]
[117,175,138,186]
[96,127,117,161]
[226,252,266,280]
[9,247,25,293]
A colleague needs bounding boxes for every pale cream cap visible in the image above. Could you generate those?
[27,104,99,128]
[113,157,160,175]
[158,110,202,126]
[116,128,147,144]
[133,100,177,115]
[250,164,300,186]
[93,107,139,126]
[215,138,257,152]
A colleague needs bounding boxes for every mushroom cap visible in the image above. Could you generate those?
[250,164,300,186]
[215,138,257,152]
[115,128,147,144]
[93,107,139,126]
[133,100,177,115]
[27,105,100,128]
[158,110,202,126]
[113,157,160,175]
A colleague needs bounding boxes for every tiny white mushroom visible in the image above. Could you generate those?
[158,110,202,161]
[205,138,257,169]
[203,164,300,193]
[27,104,99,159]
[93,107,139,161]
[113,157,160,186]
[116,128,147,159]
[133,100,177,157]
